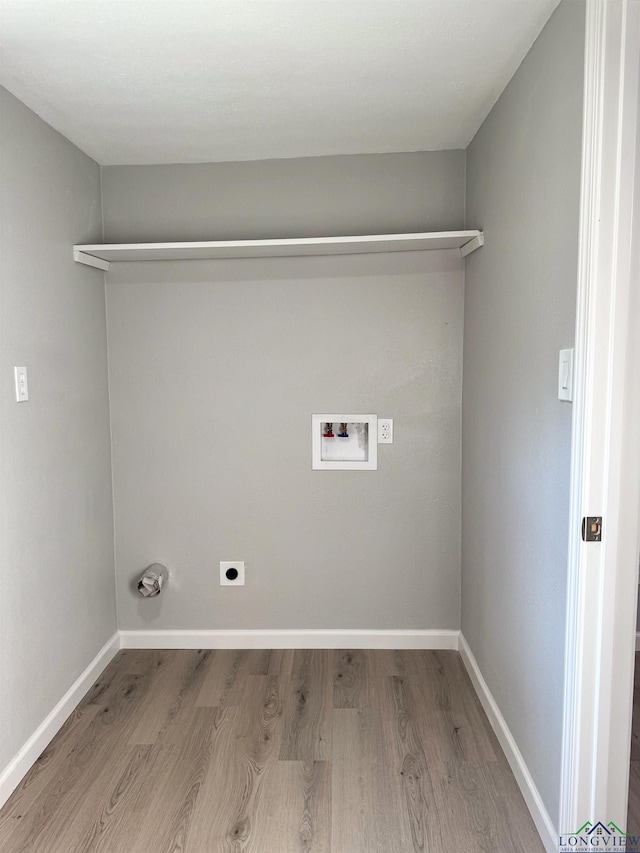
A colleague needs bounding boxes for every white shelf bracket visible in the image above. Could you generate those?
[73,248,111,271]
[459,232,485,258]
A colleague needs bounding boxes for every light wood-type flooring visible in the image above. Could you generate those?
[0,649,544,852]
[628,653,640,837]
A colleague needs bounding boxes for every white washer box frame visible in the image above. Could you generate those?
[311,414,378,470]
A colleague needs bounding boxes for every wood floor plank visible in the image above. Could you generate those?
[221,674,287,850]
[187,674,289,852]
[80,744,176,853]
[386,674,446,853]
[631,679,640,763]
[409,651,498,765]
[195,649,251,708]
[629,762,640,835]
[430,758,498,852]
[280,650,332,761]
[331,709,372,853]
[156,649,214,745]
[368,649,410,678]
[440,653,500,763]
[118,648,168,674]
[182,705,242,852]
[392,659,540,852]
[419,747,540,853]
[124,707,217,853]
[253,759,331,853]
[411,684,493,768]
[43,744,164,853]
[391,650,455,681]
[299,760,331,853]
[332,649,371,709]
[331,707,409,853]
[126,649,213,745]
[428,757,544,853]
[247,759,302,852]
[628,653,640,836]
[478,761,547,852]
[83,652,128,705]
[246,648,294,677]
[123,650,205,744]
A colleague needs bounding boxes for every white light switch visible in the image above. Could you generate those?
[14,366,28,402]
[558,349,574,402]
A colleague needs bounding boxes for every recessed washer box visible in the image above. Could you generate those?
[312,414,378,470]
[220,561,245,586]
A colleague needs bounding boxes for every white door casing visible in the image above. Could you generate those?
[559,0,640,839]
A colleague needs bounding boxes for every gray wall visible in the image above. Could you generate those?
[101,150,465,242]
[462,0,584,830]
[0,88,116,772]
[102,153,466,631]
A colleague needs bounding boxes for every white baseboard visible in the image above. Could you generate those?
[119,628,460,650]
[0,632,120,810]
[458,634,557,853]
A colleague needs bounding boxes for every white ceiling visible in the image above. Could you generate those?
[0,0,561,166]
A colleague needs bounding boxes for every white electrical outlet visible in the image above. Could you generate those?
[378,418,393,444]
[220,561,245,586]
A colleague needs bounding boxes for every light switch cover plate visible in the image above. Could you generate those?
[558,349,574,401]
[14,366,28,402]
